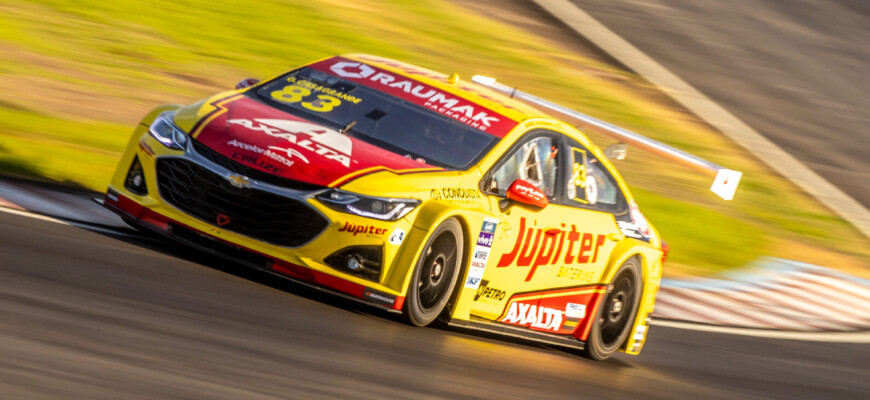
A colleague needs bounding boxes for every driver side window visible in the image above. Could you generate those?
[487,136,558,197]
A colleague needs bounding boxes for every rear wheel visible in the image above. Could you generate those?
[582,257,642,360]
[403,218,463,327]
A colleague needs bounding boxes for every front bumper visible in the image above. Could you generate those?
[105,128,416,311]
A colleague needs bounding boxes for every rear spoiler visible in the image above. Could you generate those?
[471,75,742,201]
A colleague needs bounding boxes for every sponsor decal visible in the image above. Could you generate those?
[388,228,406,245]
[497,217,606,282]
[429,187,481,200]
[473,280,506,303]
[497,288,602,335]
[338,222,387,236]
[312,57,516,136]
[464,217,499,289]
[565,303,586,319]
[500,302,563,332]
[476,232,494,247]
[286,76,363,104]
[363,288,397,306]
[556,266,595,282]
[227,139,301,167]
[616,201,652,242]
[512,181,546,203]
[232,153,284,175]
[227,118,352,167]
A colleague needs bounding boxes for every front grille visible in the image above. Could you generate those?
[192,140,323,191]
[156,158,328,247]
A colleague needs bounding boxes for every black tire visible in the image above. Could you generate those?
[403,218,464,327]
[582,257,642,360]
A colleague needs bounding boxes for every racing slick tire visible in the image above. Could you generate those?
[582,257,642,360]
[403,218,464,327]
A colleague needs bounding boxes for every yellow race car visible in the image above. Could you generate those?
[103,54,740,360]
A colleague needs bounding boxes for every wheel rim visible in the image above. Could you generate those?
[599,269,635,347]
[416,231,457,311]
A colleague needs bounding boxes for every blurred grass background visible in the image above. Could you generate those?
[0,0,867,277]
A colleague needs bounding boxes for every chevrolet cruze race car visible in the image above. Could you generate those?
[103,54,740,360]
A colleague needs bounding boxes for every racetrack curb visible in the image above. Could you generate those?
[529,0,870,240]
[656,257,870,332]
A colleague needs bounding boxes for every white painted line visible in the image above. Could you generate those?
[652,319,870,343]
[0,206,69,225]
[0,197,24,210]
[0,205,141,239]
[531,0,870,240]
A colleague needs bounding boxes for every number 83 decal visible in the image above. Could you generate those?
[270,84,342,112]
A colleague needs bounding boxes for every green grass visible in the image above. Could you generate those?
[0,0,868,277]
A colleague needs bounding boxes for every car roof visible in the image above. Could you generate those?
[341,54,552,124]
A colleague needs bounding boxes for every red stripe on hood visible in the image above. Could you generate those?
[193,96,440,187]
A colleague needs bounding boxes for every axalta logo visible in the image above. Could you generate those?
[227,119,352,167]
[327,61,500,129]
[500,301,563,332]
[497,217,607,282]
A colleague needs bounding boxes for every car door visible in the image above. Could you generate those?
[470,131,577,334]
[537,137,629,335]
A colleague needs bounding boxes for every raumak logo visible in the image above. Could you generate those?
[338,222,387,236]
[227,119,352,167]
[497,217,606,282]
[474,280,506,302]
[330,61,377,79]
[500,301,563,331]
[326,60,500,130]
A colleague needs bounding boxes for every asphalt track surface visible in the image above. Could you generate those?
[571,0,870,209]
[2,193,870,399]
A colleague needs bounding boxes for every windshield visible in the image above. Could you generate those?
[252,67,497,169]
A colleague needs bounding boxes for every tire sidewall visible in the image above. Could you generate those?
[584,257,643,360]
[403,218,464,327]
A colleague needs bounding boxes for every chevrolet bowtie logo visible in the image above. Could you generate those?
[225,174,251,189]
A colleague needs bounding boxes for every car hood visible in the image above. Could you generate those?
[189,95,439,187]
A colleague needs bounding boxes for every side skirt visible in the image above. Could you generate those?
[448,317,586,351]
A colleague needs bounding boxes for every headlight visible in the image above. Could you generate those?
[148,111,189,150]
[317,190,420,221]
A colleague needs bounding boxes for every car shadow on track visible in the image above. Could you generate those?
[87,224,634,366]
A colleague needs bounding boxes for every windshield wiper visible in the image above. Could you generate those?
[339,120,356,134]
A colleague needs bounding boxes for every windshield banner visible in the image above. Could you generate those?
[308,56,517,137]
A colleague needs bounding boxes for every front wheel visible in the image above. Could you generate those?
[582,257,642,360]
[403,218,464,327]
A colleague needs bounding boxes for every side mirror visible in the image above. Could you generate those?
[235,78,260,90]
[506,179,548,208]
